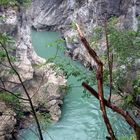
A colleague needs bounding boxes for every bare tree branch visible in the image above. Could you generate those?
[76,23,116,140]
[82,82,140,139]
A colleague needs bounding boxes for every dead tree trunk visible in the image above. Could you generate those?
[76,24,116,140]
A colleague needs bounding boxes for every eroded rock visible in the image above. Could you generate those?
[0,4,67,139]
[30,0,140,69]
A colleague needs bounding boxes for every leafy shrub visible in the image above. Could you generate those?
[0,0,31,6]
[119,135,136,140]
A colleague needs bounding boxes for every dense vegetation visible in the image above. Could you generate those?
[91,17,140,109]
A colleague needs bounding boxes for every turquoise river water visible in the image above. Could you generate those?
[19,30,133,140]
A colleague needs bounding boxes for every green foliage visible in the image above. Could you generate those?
[0,50,6,58]
[53,58,96,97]
[0,33,16,65]
[111,66,127,91]
[133,75,140,98]
[0,92,24,118]
[0,0,31,7]
[45,37,96,85]
[0,0,17,6]
[121,95,134,109]
[108,16,119,27]
[8,68,16,74]
[55,58,96,84]
[92,16,140,62]
[108,29,140,65]
[70,21,77,30]
[90,16,140,109]
[119,134,136,140]
[0,15,5,21]
[0,32,15,44]
[37,112,52,130]
[106,17,140,66]
[0,32,21,116]
[92,17,140,89]
[45,37,97,98]
[108,27,140,99]
[47,38,65,51]
[91,26,103,47]
[0,92,21,109]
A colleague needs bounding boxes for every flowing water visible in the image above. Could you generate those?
[19,30,133,140]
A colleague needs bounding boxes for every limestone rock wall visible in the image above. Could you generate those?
[0,5,66,140]
[31,0,140,32]
[30,0,140,68]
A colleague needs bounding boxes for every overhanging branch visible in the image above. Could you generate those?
[82,82,139,131]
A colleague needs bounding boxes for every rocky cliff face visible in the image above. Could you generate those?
[30,0,140,67]
[30,0,140,106]
[0,5,66,140]
[31,0,140,33]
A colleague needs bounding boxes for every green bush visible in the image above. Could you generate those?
[0,92,24,118]
[0,92,19,104]
[37,112,52,130]
[119,135,136,140]
[0,0,31,6]
[89,17,140,109]
[0,0,17,6]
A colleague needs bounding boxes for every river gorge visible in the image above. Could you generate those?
[19,30,132,140]
[0,0,140,140]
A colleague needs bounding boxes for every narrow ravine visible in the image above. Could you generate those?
[19,30,133,140]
